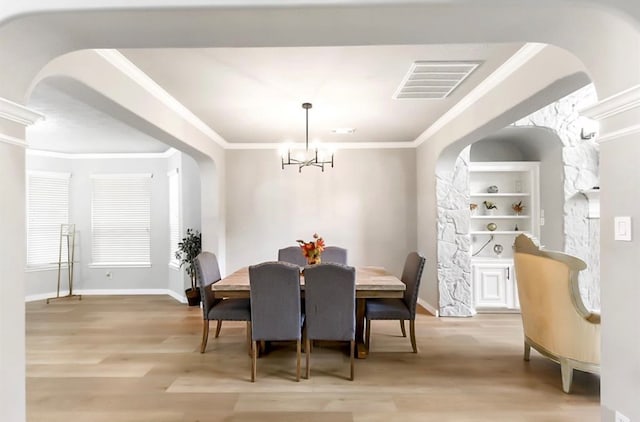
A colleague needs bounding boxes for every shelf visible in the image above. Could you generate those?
[471,215,529,219]
[471,231,530,235]
[470,193,530,197]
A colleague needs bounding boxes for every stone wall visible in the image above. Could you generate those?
[513,84,600,311]
[436,84,600,315]
[436,147,473,316]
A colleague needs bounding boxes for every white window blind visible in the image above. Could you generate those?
[27,171,71,267]
[168,169,180,266]
[91,174,151,266]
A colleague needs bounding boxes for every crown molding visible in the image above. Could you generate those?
[580,84,640,121]
[27,148,175,159]
[596,123,640,144]
[227,141,416,150]
[413,42,547,147]
[0,132,28,148]
[0,97,44,126]
[95,49,229,148]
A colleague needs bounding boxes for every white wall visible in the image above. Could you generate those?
[225,148,416,278]
[167,151,201,297]
[25,152,180,298]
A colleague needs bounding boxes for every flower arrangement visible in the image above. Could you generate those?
[296,233,325,265]
[512,201,525,215]
[483,200,498,210]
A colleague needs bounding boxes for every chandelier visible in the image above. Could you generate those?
[281,102,334,172]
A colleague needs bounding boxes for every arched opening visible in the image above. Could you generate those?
[1,3,639,421]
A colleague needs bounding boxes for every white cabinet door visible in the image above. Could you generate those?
[473,264,509,309]
[472,261,520,311]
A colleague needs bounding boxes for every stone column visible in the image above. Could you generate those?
[0,97,43,422]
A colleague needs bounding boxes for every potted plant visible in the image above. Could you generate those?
[175,228,202,306]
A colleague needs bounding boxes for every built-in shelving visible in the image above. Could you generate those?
[470,161,540,313]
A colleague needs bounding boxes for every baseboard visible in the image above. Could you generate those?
[26,289,187,304]
[417,298,439,317]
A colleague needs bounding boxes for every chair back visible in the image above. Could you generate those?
[513,234,600,364]
[278,246,307,267]
[249,261,302,341]
[194,251,222,317]
[321,246,348,265]
[401,252,426,318]
[304,263,356,341]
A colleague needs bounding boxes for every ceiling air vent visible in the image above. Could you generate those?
[393,61,481,100]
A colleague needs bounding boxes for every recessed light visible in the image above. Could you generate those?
[332,128,355,134]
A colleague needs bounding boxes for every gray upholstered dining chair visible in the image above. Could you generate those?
[277,246,307,267]
[248,261,304,382]
[303,263,356,380]
[365,252,426,353]
[321,246,348,265]
[194,252,251,353]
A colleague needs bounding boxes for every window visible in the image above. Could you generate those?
[91,174,151,267]
[26,171,71,267]
[168,168,180,267]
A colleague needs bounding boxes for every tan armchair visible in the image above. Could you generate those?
[513,234,600,393]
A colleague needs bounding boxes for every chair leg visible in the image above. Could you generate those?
[251,340,257,382]
[400,319,407,337]
[524,341,531,361]
[246,322,252,356]
[305,339,311,379]
[296,340,301,382]
[365,318,371,349]
[200,320,210,353]
[409,319,418,353]
[215,320,222,338]
[350,340,355,381]
[560,358,573,393]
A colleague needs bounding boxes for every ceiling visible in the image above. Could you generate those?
[27,42,524,153]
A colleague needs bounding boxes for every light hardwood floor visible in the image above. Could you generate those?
[26,296,599,422]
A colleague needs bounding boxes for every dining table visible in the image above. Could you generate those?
[212,265,406,358]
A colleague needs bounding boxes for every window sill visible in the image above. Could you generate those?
[89,263,151,269]
[25,265,67,273]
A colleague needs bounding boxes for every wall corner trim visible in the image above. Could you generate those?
[0,96,44,126]
[580,84,640,121]
[417,298,439,317]
[0,132,28,148]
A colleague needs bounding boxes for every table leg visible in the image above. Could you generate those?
[355,298,368,359]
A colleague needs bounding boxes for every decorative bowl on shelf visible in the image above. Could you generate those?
[486,222,497,231]
[487,185,499,193]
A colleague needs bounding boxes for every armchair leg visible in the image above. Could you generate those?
[200,320,210,353]
[215,320,222,338]
[350,340,355,381]
[524,341,531,361]
[560,358,573,393]
[365,318,371,349]
[251,340,257,382]
[305,339,311,379]
[400,319,406,337]
[296,340,301,382]
[409,319,418,353]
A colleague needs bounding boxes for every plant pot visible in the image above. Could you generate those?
[185,287,201,306]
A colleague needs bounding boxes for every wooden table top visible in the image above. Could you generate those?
[213,266,405,298]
